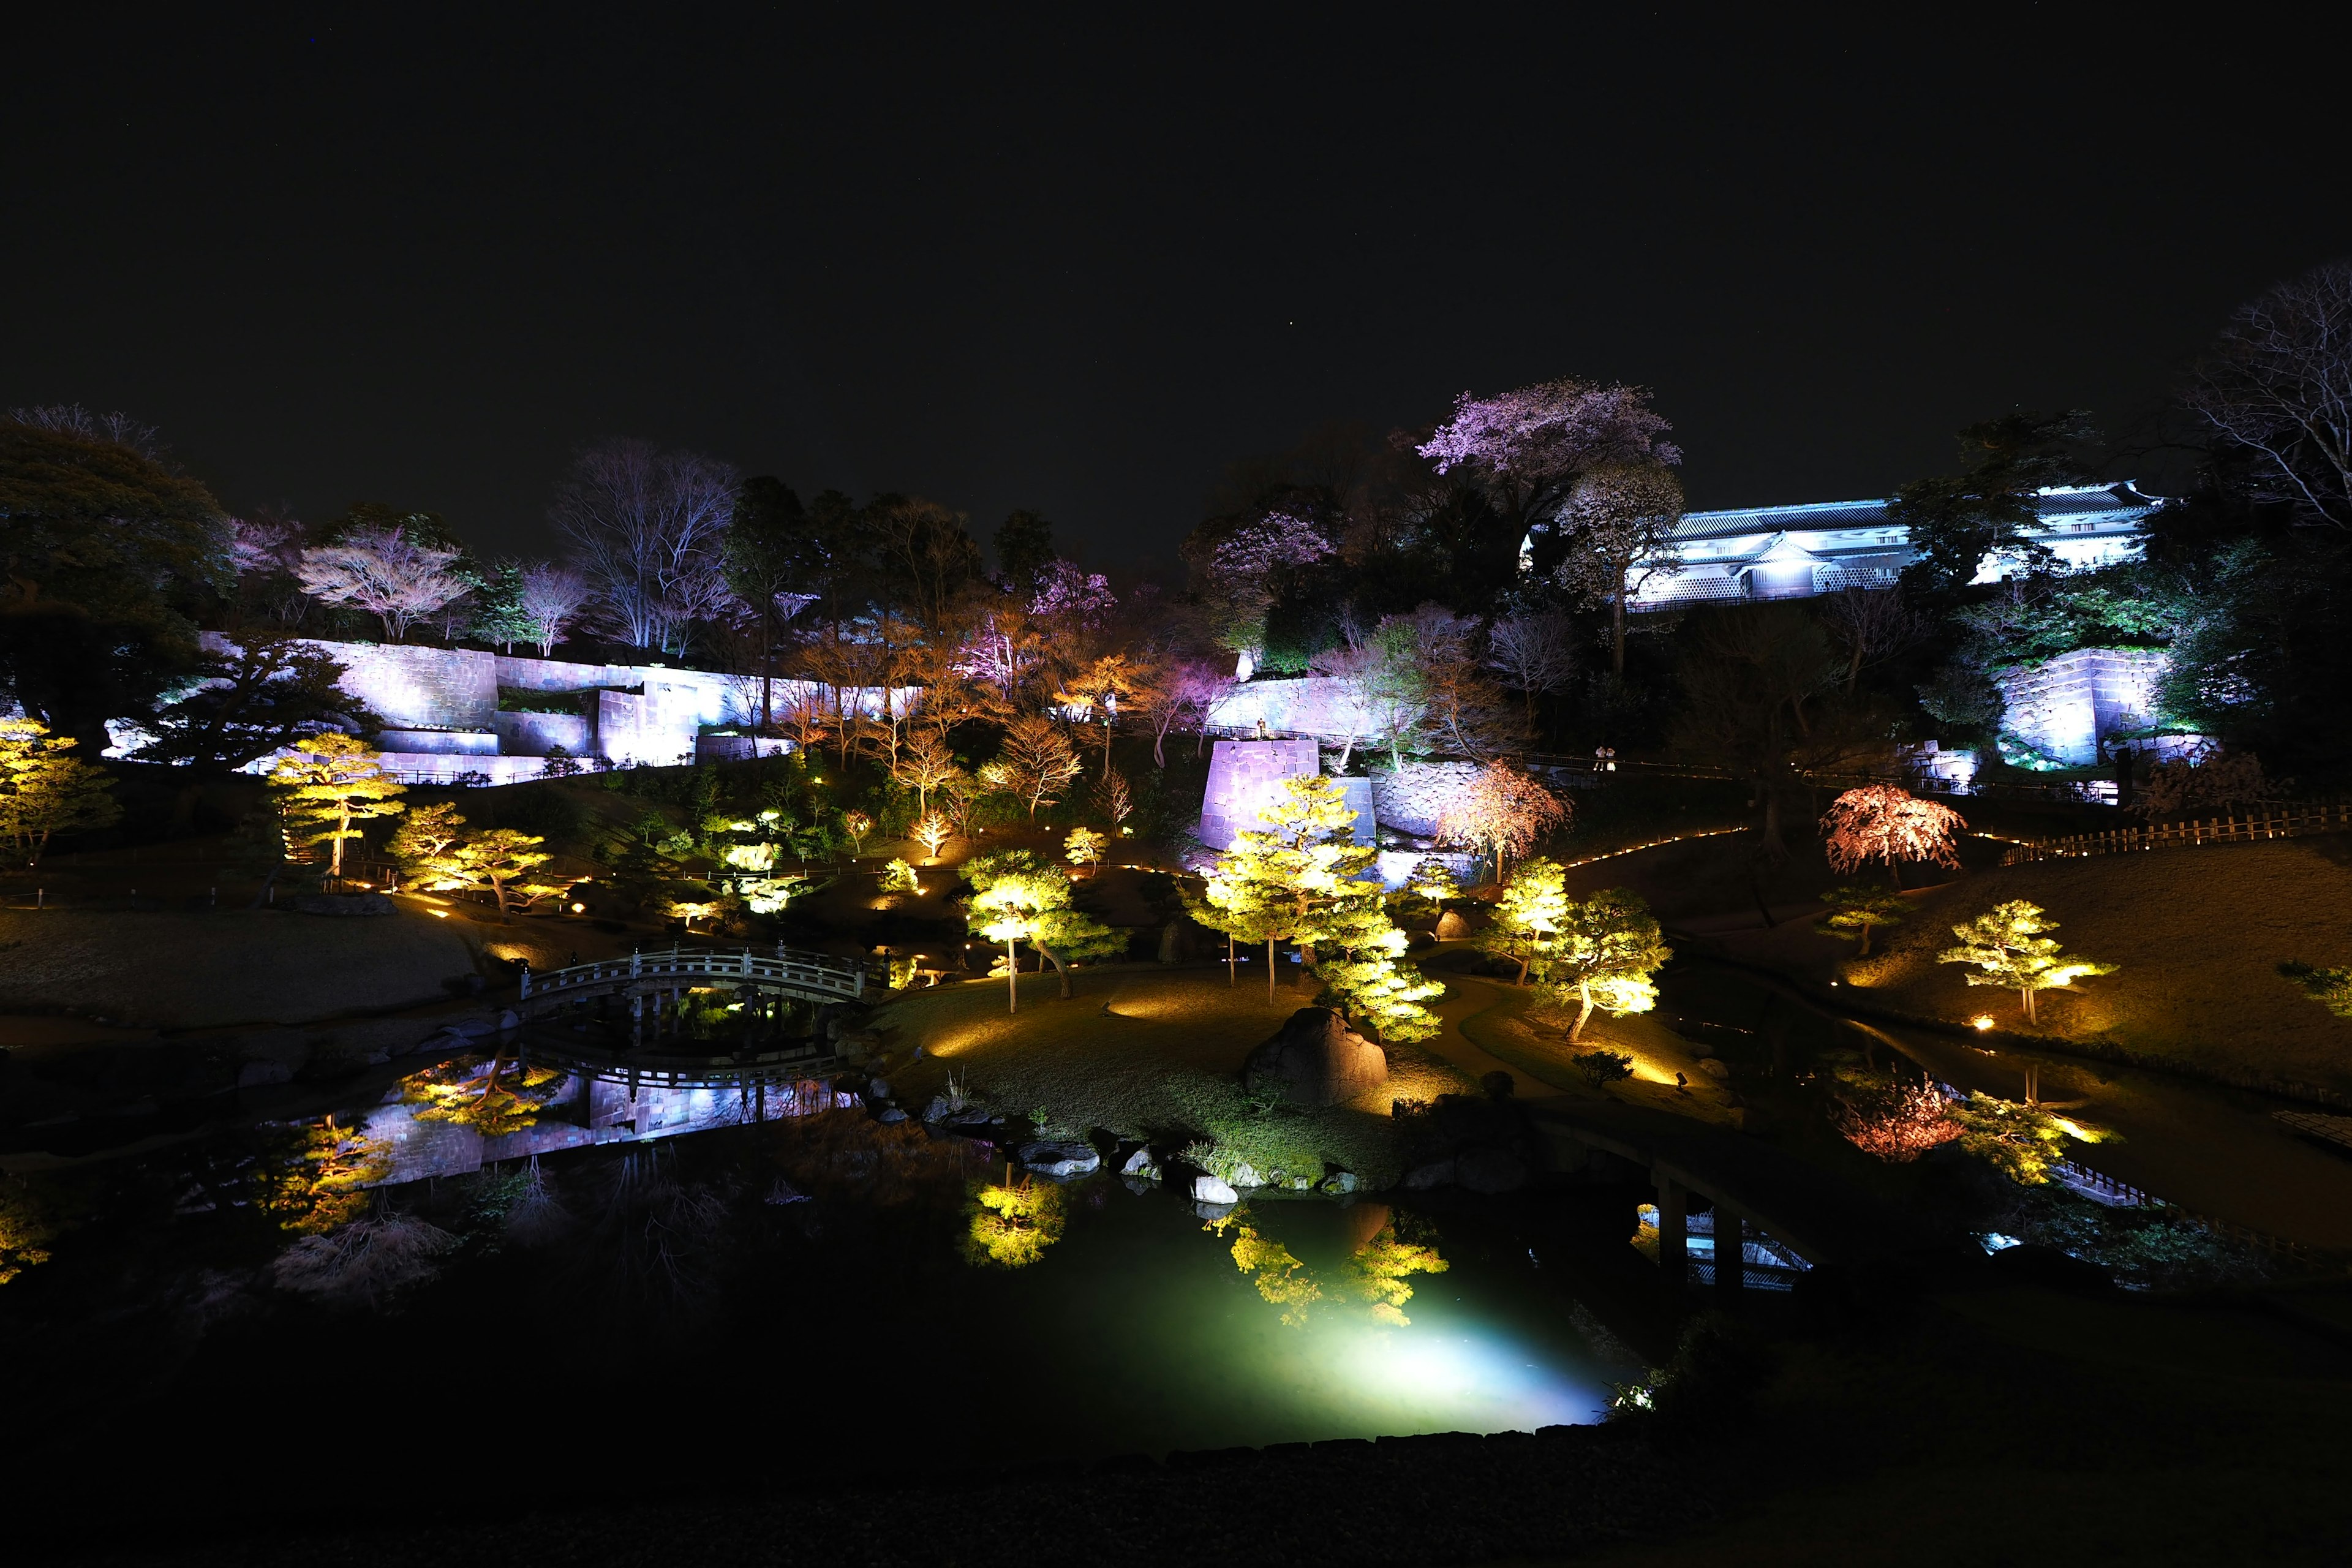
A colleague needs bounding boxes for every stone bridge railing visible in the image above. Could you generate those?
[519,943,870,1007]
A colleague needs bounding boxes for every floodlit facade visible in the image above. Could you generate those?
[1624,484,2165,609]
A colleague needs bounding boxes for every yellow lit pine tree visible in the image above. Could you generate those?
[1549,888,1672,1043]
[268,733,407,881]
[1937,900,2116,1023]
[401,1054,568,1138]
[1480,856,1572,985]
[257,1115,393,1235]
[0,717,121,867]
[411,826,562,915]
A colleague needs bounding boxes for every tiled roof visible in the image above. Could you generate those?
[1667,483,2163,543]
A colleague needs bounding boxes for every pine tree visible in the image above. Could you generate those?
[1307,893,1444,1044]
[1816,885,1909,957]
[1550,889,1672,1043]
[411,827,562,916]
[0,718,119,867]
[1196,774,1374,1004]
[964,849,1118,1008]
[1937,900,2116,1023]
[1480,856,1572,984]
[388,801,468,876]
[401,1055,567,1138]
[266,733,407,881]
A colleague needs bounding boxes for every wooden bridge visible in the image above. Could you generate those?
[518,943,874,1044]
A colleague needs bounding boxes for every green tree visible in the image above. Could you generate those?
[1889,411,2094,594]
[2280,960,2352,1019]
[0,718,121,865]
[0,419,224,750]
[467,561,535,650]
[1816,886,1909,957]
[1481,856,1572,984]
[388,801,469,876]
[1550,889,1672,1043]
[724,477,821,735]
[963,848,1117,1009]
[992,509,1056,599]
[412,826,562,915]
[268,733,407,881]
[1937,900,2117,1024]
[1306,892,1444,1044]
[1197,774,1373,1004]
[138,634,366,772]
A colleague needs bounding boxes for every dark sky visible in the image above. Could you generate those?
[7,9,2345,566]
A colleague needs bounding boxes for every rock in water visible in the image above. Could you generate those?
[1192,1173,1238,1205]
[1018,1140,1101,1177]
[1243,1008,1388,1110]
[1120,1147,1160,1178]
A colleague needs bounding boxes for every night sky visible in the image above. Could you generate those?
[7,10,2345,565]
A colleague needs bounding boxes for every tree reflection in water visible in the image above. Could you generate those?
[964,1177,1067,1268]
[1223,1205,1450,1327]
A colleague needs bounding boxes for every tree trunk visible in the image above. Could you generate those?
[1227,932,1235,987]
[2022,986,2034,1024]
[1034,939,1072,998]
[1266,938,1277,1005]
[1857,921,1872,959]
[1572,980,1594,1043]
[1611,565,1628,677]
[1006,937,1019,1013]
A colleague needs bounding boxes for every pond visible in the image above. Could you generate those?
[0,1091,1653,1556]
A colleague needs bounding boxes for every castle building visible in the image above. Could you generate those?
[1624,483,2164,608]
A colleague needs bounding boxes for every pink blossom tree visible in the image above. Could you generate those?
[1819,784,1965,888]
[1200,511,1335,659]
[1417,379,1679,577]
[1027,560,1117,631]
[295,526,470,641]
[1437,761,1569,885]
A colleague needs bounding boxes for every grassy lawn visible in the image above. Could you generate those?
[868,963,1478,1184]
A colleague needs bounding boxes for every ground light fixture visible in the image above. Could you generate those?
[1972,1015,1996,1030]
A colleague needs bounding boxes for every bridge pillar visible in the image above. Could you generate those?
[1656,1175,1687,1287]
[1716,1210,1745,1299]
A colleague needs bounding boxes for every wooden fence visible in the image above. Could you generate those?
[1996,800,2352,865]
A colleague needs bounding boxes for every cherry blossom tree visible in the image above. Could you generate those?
[550,439,739,654]
[295,526,469,641]
[1819,785,1964,888]
[517,562,592,657]
[1199,510,1335,659]
[1837,1078,1961,1163]
[1417,379,1680,577]
[1028,559,1117,631]
[1436,761,1568,884]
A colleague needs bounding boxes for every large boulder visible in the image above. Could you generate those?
[1243,1008,1388,1109]
[1018,1140,1101,1178]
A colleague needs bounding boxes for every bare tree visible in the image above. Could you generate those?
[2186,259,2352,528]
[1820,586,1925,693]
[6,403,168,462]
[1486,610,1580,719]
[518,562,592,657]
[1555,461,1684,676]
[550,439,740,654]
[295,526,469,641]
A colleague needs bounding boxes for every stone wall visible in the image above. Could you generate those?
[1368,762,1483,839]
[1997,647,2173,766]
[380,728,499,755]
[1204,676,1386,740]
[493,710,594,758]
[1197,739,1378,851]
[312,641,498,731]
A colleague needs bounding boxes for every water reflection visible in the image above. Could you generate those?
[1221,1204,1452,1328]
[966,1177,1068,1267]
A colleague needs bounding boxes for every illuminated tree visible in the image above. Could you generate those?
[0,718,120,866]
[410,826,562,915]
[1064,826,1106,872]
[1834,1077,1960,1163]
[911,811,952,861]
[1550,889,1672,1044]
[1306,893,1444,1044]
[550,439,739,656]
[517,561,592,657]
[388,801,467,876]
[2280,960,2352,1018]
[2130,747,2272,821]
[1819,784,1964,888]
[1937,900,2116,1024]
[668,896,720,931]
[877,858,920,894]
[964,849,1118,1008]
[1232,1221,1323,1327]
[1197,775,1374,1004]
[1436,761,1568,885]
[1093,769,1134,835]
[841,810,873,856]
[255,1115,391,1235]
[1943,1092,2108,1185]
[401,1054,567,1139]
[1196,510,1335,659]
[1815,885,1908,957]
[0,1177,61,1286]
[268,733,406,881]
[1480,856,1572,985]
[892,729,966,815]
[295,524,470,641]
[1417,378,1681,579]
[1057,654,1142,778]
[978,715,1084,820]
[963,1177,1066,1268]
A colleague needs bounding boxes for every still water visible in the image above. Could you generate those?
[1,1110,1639,1553]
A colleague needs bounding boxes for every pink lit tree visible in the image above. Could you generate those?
[295,526,470,641]
[1417,379,1680,577]
[1436,761,1569,885]
[1819,784,1964,888]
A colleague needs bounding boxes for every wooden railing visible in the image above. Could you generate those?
[519,943,870,1005]
[1996,801,2352,865]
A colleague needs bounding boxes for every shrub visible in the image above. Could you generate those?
[1572,1049,1635,1087]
